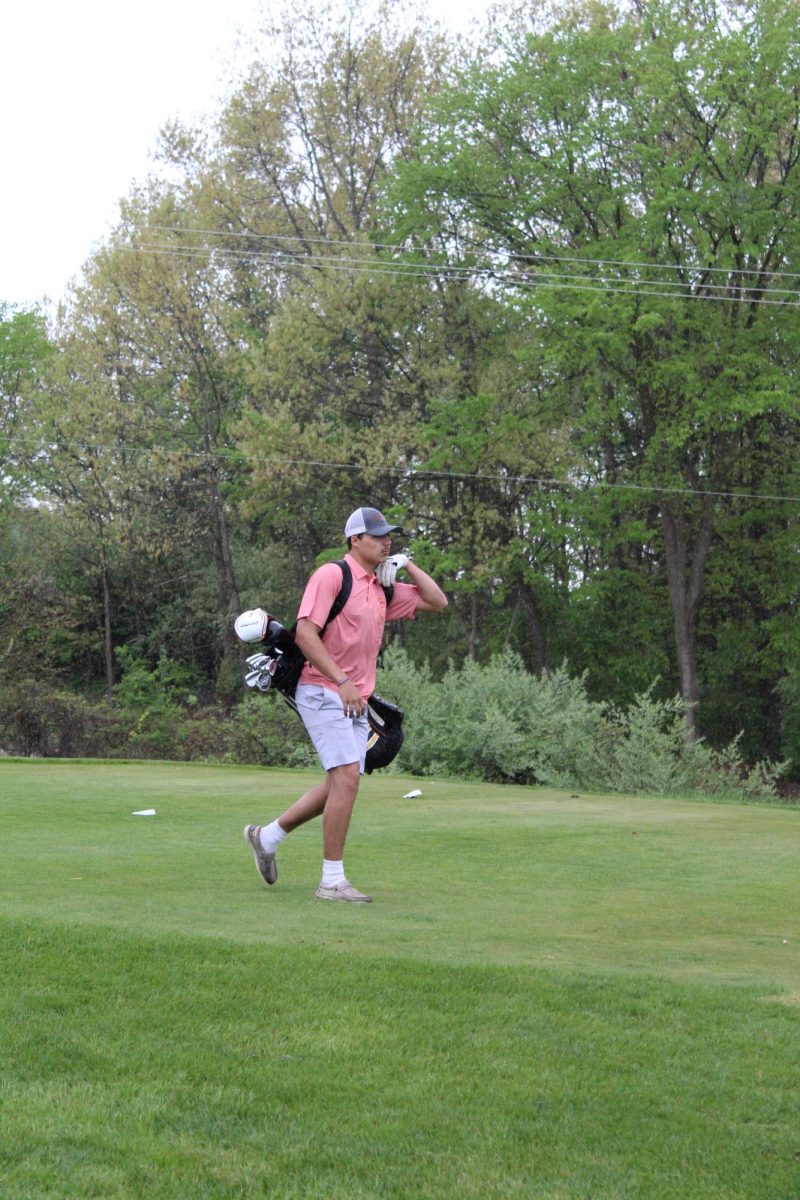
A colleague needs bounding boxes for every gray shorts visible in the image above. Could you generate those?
[295,684,369,773]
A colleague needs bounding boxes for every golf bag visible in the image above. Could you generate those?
[234,561,404,773]
[362,692,405,774]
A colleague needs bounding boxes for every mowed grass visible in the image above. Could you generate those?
[1,761,798,1199]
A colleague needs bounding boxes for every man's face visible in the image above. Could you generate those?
[355,532,392,567]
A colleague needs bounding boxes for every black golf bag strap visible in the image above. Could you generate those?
[322,561,393,636]
[322,561,353,632]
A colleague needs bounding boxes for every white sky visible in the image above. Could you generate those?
[2,0,486,312]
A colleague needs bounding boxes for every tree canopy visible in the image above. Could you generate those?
[2,0,798,775]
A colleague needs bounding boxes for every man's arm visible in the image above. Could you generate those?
[294,618,366,716]
[404,561,448,613]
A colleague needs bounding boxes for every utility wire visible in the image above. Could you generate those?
[126,239,800,305]
[144,224,800,281]
[18,438,800,503]
[133,239,799,294]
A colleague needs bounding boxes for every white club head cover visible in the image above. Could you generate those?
[375,554,409,587]
[234,608,269,643]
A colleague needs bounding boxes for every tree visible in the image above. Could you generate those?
[0,303,51,506]
[392,0,800,736]
[185,1,459,571]
[395,289,575,669]
[28,313,169,700]
[48,189,253,693]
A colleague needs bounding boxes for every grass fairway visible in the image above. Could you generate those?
[1,761,798,1199]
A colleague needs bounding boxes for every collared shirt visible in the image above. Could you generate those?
[297,553,419,698]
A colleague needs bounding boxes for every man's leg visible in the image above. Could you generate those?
[276,777,331,832]
[244,767,359,886]
[316,761,371,902]
[263,758,360,840]
[244,777,331,886]
[245,685,370,898]
[276,763,369,900]
[321,762,360,859]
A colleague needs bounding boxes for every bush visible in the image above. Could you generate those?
[0,682,123,758]
[376,648,784,800]
[112,649,197,759]
[606,686,699,796]
[378,647,609,786]
[0,647,783,801]
[606,686,785,802]
[221,692,317,768]
[777,668,800,778]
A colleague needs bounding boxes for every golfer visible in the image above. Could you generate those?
[244,507,448,902]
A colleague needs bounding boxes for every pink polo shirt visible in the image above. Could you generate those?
[297,554,419,698]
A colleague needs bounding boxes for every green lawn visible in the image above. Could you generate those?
[1,761,798,1199]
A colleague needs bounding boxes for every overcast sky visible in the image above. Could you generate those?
[2,0,486,312]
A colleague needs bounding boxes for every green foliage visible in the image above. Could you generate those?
[377,647,783,799]
[1,0,797,784]
[113,649,198,758]
[113,647,197,709]
[0,683,121,758]
[606,686,706,797]
[605,685,784,801]
[221,692,318,768]
[391,0,800,739]
[382,648,606,786]
[777,668,800,777]
[407,374,575,670]
[0,303,52,504]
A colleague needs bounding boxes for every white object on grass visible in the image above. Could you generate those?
[132,809,156,816]
[403,789,422,799]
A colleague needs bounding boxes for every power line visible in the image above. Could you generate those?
[233,454,800,503]
[18,437,800,503]
[133,239,796,295]
[126,239,800,305]
[145,224,800,281]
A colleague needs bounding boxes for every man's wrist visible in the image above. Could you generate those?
[335,677,350,688]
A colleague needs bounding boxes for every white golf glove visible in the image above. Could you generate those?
[234,608,269,643]
[375,553,410,588]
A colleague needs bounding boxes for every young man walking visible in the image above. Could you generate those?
[244,507,448,902]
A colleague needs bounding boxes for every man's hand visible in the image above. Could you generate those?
[375,553,410,587]
[338,678,366,718]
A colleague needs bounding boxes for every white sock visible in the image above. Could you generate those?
[321,859,346,887]
[259,820,288,854]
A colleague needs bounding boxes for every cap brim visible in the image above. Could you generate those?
[369,523,401,535]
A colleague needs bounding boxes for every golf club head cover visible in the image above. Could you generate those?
[234,608,270,643]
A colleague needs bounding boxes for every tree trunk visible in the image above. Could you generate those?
[660,497,715,740]
[100,553,114,704]
[467,593,479,660]
[521,588,547,673]
[211,467,241,619]
[201,402,241,623]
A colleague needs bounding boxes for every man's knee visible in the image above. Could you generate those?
[328,761,360,795]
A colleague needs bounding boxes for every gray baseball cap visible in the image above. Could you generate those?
[344,507,402,538]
